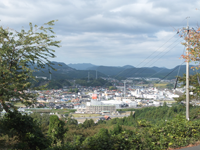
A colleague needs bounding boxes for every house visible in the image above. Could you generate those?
[104,115,111,120]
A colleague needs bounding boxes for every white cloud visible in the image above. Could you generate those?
[0,0,199,68]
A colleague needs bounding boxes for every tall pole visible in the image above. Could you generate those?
[88,72,90,82]
[186,17,190,120]
[49,68,51,80]
[96,70,97,79]
[124,81,126,98]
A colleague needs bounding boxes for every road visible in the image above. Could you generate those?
[74,114,130,119]
[180,145,200,150]
[73,114,131,123]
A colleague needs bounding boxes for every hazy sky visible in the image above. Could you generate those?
[1,0,200,68]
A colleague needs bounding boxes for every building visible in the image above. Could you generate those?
[76,105,116,114]
[86,105,116,113]
[35,76,47,80]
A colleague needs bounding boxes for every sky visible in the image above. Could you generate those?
[1,0,200,69]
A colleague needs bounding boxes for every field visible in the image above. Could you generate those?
[154,83,167,87]
[72,114,101,118]
[134,83,169,88]
[24,108,76,115]
[157,100,176,104]
[12,102,26,107]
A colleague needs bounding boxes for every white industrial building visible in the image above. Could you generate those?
[131,87,179,100]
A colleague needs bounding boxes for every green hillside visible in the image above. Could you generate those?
[32,61,199,80]
[1,104,200,149]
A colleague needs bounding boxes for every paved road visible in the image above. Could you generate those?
[74,114,130,120]
[180,145,200,150]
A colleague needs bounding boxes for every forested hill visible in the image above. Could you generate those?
[87,65,135,76]
[68,63,97,70]
[116,65,197,79]
[32,61,107,80]
[85,64,197,79]
[32,61,198,80]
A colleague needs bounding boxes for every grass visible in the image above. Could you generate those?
[27,109,52,113]
[134,83,169,88]
[157,100,176,103]
[24,108,76,115]
[154,83,167,87]
[13,102,26,107]
[119,111,133,115]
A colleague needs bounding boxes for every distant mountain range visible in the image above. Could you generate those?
[68,63,97,70]
[33,62,106,80]
[33,62,198,80]
[68,63,197,79]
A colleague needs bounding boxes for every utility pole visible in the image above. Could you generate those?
[96,70,97,79]
[186,17,190,120]
[124,81,126,98]
[88,72,90,82]
[49,67,52,80]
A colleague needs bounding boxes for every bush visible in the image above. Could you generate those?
[1,111,50,150]
[48,115,67,146]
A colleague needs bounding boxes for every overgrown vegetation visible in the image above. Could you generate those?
[1,104,200,149]
[75,78,112,87]
[175,73,200,102]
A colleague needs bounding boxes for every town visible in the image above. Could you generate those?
[1,77,188,123]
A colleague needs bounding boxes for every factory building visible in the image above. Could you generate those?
[76,105,116,114]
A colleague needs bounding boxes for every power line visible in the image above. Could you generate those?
[139,39,184,72]
[114,33,178,78]
[126,38,183,77]
[115,16,189,79]
[135,33,178,68]
[148,47,185,79]
[142,38,182,68]
[156,61,185,83]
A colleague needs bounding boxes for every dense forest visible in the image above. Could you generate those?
[75,78,112,87]
[1,104,200,149]
[30,78,71,89]
[32,61,200,80]
[29,77,112,90]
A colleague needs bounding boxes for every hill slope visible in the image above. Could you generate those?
[32,61,199,80]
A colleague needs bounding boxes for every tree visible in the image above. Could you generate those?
[1,111,50,149]
[110,124,122,135]
[163,102,167,107]
[0,20,60,111]
[47,80,63,89]
[108,86,117,90]
[65,117,78,126]
[82,119,95,128]
[82,128,112,149]
[181,27,200,64]
[69,88,79,93]
[48,115,67,145]
[30,112,50,133]
[166,83,174,89]
[175,74,200,102]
